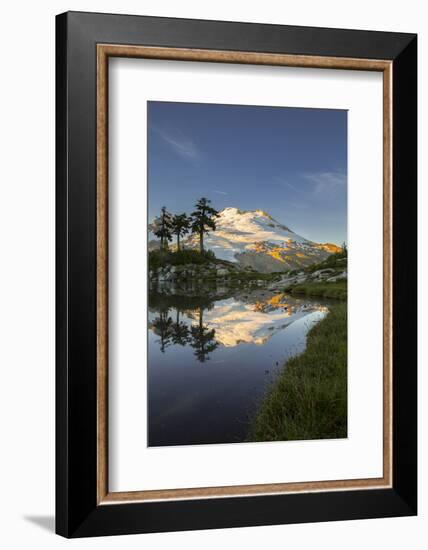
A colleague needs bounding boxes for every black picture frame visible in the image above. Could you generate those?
[56,11,417,538]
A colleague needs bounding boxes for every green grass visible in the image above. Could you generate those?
[149,248,216,269]
[305,249,347,272]
[288,281,347,300]
[248,303,347,442]
[287,249,347,276]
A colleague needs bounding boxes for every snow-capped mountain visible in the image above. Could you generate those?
[190,207,341,272]
[152,207,341,273]
[200,207,307,261]
[201,295,328,347]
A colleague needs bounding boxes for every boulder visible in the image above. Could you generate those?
[311,268,334,278]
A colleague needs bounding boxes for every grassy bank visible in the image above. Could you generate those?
[248,303,347,442]
[288,281,347,300]
[149,248,282,283]
[149,248,218,269]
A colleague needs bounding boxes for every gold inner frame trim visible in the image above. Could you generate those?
[96,44,393,505]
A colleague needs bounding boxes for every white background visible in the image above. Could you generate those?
[110,59,383,492]
[0,0,425,548]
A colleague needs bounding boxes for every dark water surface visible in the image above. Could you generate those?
[148,286,329,446]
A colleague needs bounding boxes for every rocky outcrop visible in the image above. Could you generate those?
[267,267,347,291]
[149,262,242,285]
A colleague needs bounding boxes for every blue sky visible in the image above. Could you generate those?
[148,101,347,245]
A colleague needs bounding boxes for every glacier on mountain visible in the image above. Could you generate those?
[151,207,341,272]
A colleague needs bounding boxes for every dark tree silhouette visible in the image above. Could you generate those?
[149,296,220,360]
[190,198,218,253]
[150,308,174,353]
[152,206,173,250]
[171,213,190,251]
[188,306,219,362]
[171,321,190,347]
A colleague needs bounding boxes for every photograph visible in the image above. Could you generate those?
[0,2,420,544]
[147,101,348,447]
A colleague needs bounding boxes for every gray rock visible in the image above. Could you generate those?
[311,268,334,278]
[335,270,347,280]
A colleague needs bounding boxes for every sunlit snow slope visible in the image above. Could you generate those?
[152,207,341,273]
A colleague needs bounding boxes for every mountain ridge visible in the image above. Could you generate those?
[150,206,341,273]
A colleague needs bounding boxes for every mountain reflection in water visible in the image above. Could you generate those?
[148,288,329,446]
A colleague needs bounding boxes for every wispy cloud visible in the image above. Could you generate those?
[213,190,228,195]
[283,182,297,191]
[151,126,200,160]
[271,176,297,191]
[302,171,346,195]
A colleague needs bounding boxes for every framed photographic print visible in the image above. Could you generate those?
[56,11,417,537]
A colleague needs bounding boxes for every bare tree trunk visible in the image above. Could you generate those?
[199,231,203,253]
[177,234,180,251]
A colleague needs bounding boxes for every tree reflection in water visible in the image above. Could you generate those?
[150,308,174,353]
[149,293,219,362]
[189,306,219,362]
[148,287,331,447]
[148,289,328,362]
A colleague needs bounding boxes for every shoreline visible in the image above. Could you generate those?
[247,302,347,442]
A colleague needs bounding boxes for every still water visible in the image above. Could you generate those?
[148,286,329,446]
